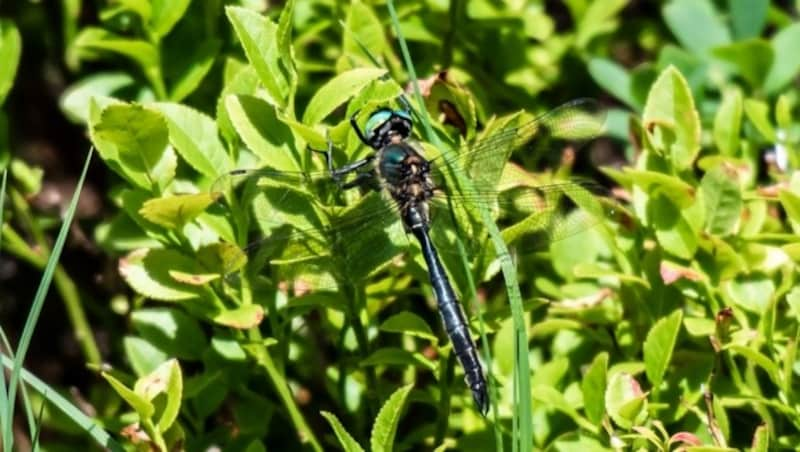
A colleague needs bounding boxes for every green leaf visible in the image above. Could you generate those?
[217,60,260,144]
[149,0,191,38]
[776,95,792,131]
[168,39,221,102]
[131,308,207,361]
[643,310,682,390]
[779,186,800,226]
[700,166,742,236]
[533,385,598,433]
[152,102,232,178]
[73,27,165,98]
[342,1,389,68]
[60,72,135,124]
[321,411,365,452]
[0,19,22,106]
[582,352,608,424]
[712,39,773,89]
[226,6,293,109]
[212,304,264,330]
[574,0,626,49]
[650,194,703,259]
[729,0,768,39]
[642,66,701,170]
[752,423,769,452]
[119,248,203,301]
[370,384,413,452]
[379,311,436,341]
[624,169,696,208]
[102,371,155,419]
[225,94,300,169]
[124,336,169,377]
[588,58,635,109]
[90,103,174,191]
[713,89,743,156]
[303,67,387,125]
[764,23,800,94]
[743,99,776,142]
[131,359,183,432]
[605,372,647,429]
[139,193,217,230]
[723,274,775,314]
[0,110,8,169]
[360,348,433,371]
[662,0,730,55]
[725,344,780,386]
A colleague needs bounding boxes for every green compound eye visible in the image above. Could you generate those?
[363,109,393,140]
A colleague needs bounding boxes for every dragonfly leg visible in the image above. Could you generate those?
[310,139,375,178]
[350,109,371,146]
[309,138,376,191]
[340,171,377,190]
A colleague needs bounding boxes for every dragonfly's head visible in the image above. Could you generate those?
[363,108,412,150]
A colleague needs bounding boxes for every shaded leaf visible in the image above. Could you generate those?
[73,27,165,98]
[764,23,800,94]
[131,308,207,361]
[168,39,221,102]
[662,0,730,55]
[60,72,135,124]
[712,39,773,89]
[379,311,436,341]
[729,0,767,39]
[149,0,191,38]
[588,58,635,109]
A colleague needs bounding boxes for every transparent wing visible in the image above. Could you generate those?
[429,178,613,258]
[430,98,606,193]
[212,167,407,291]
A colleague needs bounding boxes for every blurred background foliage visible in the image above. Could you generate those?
[1,0,800,451]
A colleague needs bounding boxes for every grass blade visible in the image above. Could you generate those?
[0,354,124,451]
[3,147,93,451]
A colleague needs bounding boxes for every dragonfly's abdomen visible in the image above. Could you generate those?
[403,206,489,415]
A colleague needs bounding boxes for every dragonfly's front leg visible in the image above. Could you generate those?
[311,138,375,189]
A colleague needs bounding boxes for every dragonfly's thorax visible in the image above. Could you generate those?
[376,141,435,226]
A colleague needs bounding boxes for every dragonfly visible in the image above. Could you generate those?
[211,98,610,415]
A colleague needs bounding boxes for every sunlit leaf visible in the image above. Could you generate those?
[370,384,413,452]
